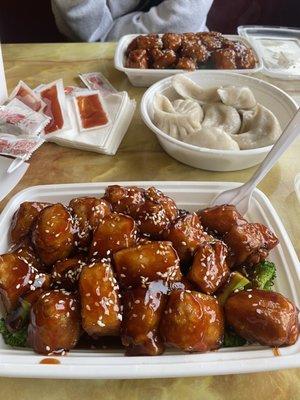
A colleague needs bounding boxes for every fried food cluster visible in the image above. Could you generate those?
[0,186,298,356]
[125,32,257,70]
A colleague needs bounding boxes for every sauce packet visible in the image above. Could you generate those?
[0,98,50,136]
[36,79,71,135]
[9,80,46,112]
[0,133,44,160]
[72,90,110,132]
[79,72,117,96]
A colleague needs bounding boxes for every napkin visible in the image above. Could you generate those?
[0,156,28,202]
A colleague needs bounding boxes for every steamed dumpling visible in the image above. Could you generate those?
[202,103,241,135]
[231,104,281,149]
[184,127,240,150]
[172,74,219,104]
[217,86,257,110]
[153,93,203,139]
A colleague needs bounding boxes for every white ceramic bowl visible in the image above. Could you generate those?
[115,34,263,87]
[140,71,298,171]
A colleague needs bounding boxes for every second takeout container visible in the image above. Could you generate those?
[114,34,263,87]
[238,25,300,81]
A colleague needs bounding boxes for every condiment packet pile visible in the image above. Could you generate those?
[0,72,136,160]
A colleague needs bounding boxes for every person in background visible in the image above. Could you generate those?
[51,0,214,42]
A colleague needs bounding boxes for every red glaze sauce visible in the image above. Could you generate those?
[41,85,64,134]
[39,358,61,364]
[76,94,108,129]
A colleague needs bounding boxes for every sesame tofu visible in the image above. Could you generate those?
[121,284,167,355]
[28,289,81,354]
[89,213,137,259]
[79,261,121,336]
[160,290,224,352]
[113,241,181,288]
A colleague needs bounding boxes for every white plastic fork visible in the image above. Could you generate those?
[211,107,300,215]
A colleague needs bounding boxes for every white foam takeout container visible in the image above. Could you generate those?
[114,34,263,87]
[0,181,299,379]
[141,71,298,172]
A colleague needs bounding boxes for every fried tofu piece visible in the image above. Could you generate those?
[187,241,230,294]
[224,222,278,267]
[89,213,137,259]
[197,204,247,236]
[31,204,74,266]
[79,261,121,336]
[10,201,50,244]
[28,289,81,354]
[104,185,145,217]
[225,289,299,347]
[113,241,181,288]
[0,253,37,312]
[163,213,205,264]
[136,187,178,238]
[52,256,87,290]
[160,290,224,352]
[69,197,111,249]
[121,284,167,355]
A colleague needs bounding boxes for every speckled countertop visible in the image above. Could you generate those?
[0,43,299,400]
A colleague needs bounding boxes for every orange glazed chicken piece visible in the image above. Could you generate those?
[31,204,74,266]
[224,222,278,267]
[104,185,145,218]
[197,204,247,236]
[162,33,182,52]
[160,290,224,352]
[79,261,121,336]
[89,213,137,259]
[137,187,178,237]
[187,240,230,295]
[225,289,299,347]
[121,284,167,356]
[113,241,181,288]
[0,252,48,312]
[163,212,205,264]
[28,289,81,354]
[69,197,111,249]
[52,256,87,290]
[10,201,50,244]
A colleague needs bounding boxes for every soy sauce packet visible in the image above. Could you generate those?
[36,79,71,135]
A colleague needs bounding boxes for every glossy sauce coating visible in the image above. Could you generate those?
[31,204,74,267]
[225,289,299,347]
[104,185,145,218]
[79,261,121,336]
[0,253,37,312]
[113,241,181,288]
[121,284,167,355]
[162,33,182,52]
[52,256,87,290]
[28,289,81,354]
[10,201,50,244]
[69,197,111,249]
[160,290,224,352]
[41,84,64,134]
[163,213,205,264]
[187,240,230,294]
[75,94,108,129]
[136,187,178,237]
[89,212,137,259]
[224,222,278,267]
[198,204,247,237]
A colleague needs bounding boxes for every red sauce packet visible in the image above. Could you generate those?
[0,133,44,160]
[36,79,71,135]
[79,72,117,96]
[9,80,46,112]
[73,90,110,132]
